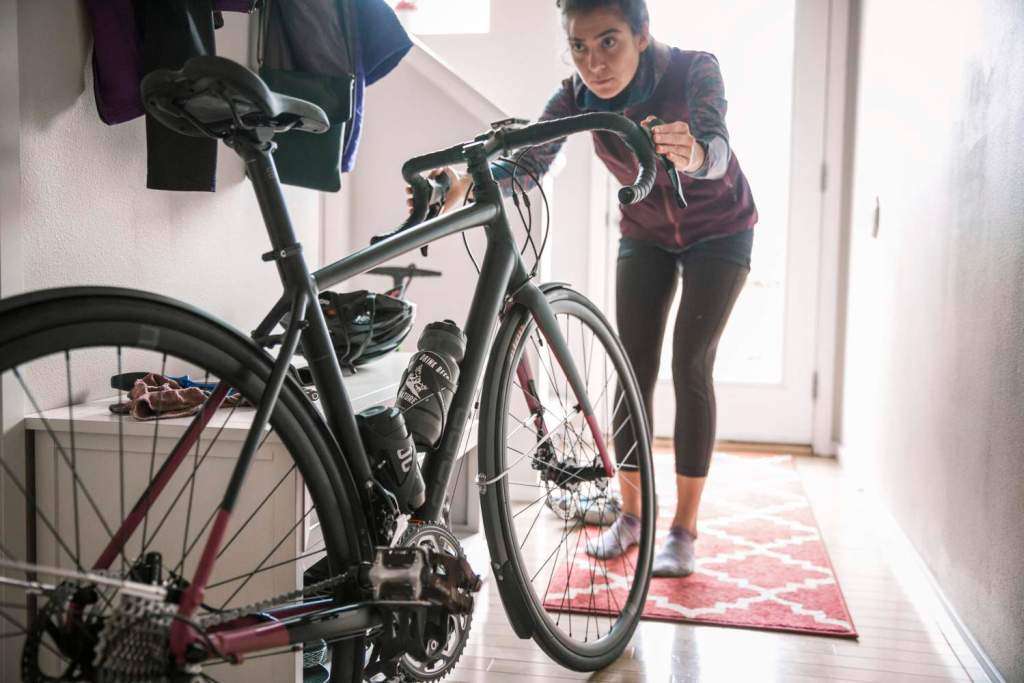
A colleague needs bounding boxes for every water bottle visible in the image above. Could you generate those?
[395,320,467,449]
[356,405,425,514]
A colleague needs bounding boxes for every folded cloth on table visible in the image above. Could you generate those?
[109,372,249,421]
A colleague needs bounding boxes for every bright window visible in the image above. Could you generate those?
[387,0,490,35]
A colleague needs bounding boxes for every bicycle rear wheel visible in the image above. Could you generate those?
[479,285,655,671]
[0,288,369,683]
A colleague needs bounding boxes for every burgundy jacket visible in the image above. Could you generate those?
[515,40,758,250]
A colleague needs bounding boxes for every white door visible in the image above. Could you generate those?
[603,0,834,445]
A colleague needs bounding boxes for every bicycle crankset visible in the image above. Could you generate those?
[364,523,478,682]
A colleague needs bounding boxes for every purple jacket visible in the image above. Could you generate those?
[84,0,256,125]
[516,41,758,250]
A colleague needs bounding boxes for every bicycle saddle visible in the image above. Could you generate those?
[141,55,329,139]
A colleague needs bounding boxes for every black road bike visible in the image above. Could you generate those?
[0,56,661,682]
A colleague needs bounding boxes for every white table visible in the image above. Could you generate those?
[21,351,482,682]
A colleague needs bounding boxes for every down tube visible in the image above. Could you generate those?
[415,230,518,521]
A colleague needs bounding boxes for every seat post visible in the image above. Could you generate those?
[229,134,380,495]
[230,136,306,282]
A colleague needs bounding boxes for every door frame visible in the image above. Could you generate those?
[812,0,856,456]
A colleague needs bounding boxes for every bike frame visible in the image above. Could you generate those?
[246,136,615,521]
[90,133,616,663]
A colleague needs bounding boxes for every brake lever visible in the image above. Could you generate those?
[641,118,688,209]
[419,173,453,256]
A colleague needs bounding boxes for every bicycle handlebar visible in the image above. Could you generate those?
[497,112,657,205]
[372,112,658,245]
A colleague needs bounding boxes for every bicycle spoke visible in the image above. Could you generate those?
[116,347,126,573]
[509,380,576,430]
[216,464,296,560]
[13,368,121,563]
[502,409,634,521]
[204,549,323,592]
[64,352,81,568]
[504,446,613,514]
[172,410,266,578]
[217,504,316,609]
[141,399,246,558]
[182,371,210,565]
[554,487,586,633]
[530,516,584,585]
[0,609,63,659]
[529,335,569,417]
[516,488,551,550]
[499,414,576,480]
[0,455,82,572]
[540,513,577,609]
[580,518,601,640]
[141,353,169,549]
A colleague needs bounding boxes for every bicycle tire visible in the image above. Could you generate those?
[0,287,370,682]
[478,285,655,671]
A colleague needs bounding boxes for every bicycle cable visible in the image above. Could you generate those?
[499,146,552,278]
[457,145,552,279]
[494,158,540,262]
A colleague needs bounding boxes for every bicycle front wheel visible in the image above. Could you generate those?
[0,288,369,683]
[479,285,655,671]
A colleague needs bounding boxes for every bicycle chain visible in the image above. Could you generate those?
[195,570,353,629]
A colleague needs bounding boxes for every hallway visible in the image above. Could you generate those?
[452,451,989,682]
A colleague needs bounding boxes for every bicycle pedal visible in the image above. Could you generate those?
[365,546,429,602]
[364,546,480,612]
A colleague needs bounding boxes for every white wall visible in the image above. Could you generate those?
[841,2,1024,680]
[342,45,510,350]
[14,3,322,410]
[0,0,23,674]
[413,1,603,302]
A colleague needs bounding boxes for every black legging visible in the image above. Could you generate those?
[612,235,749,477]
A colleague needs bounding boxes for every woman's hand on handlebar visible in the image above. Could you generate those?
[405,167,474,216]
[641,115,705,174]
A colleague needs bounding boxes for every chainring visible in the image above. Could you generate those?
[394,523,473,682]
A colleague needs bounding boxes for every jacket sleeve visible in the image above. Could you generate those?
[493,84,575,196]
[684,52,731,181]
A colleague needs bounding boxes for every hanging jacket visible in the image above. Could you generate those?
[83,0,257,192]
[260,0,412,191]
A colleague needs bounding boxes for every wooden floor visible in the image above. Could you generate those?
[450,453,989,683]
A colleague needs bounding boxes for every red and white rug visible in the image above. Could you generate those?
[543,452,858,638]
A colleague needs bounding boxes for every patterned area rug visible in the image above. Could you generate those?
[543,452,858,638]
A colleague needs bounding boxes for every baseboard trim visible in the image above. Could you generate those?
[653,438,817,457]
[837,444,1006,683]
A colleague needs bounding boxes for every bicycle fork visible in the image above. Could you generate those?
[513,284,616,479]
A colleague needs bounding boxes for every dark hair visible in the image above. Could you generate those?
[556,0,650,34]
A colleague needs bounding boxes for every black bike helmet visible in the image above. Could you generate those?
[317,290,415,369]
